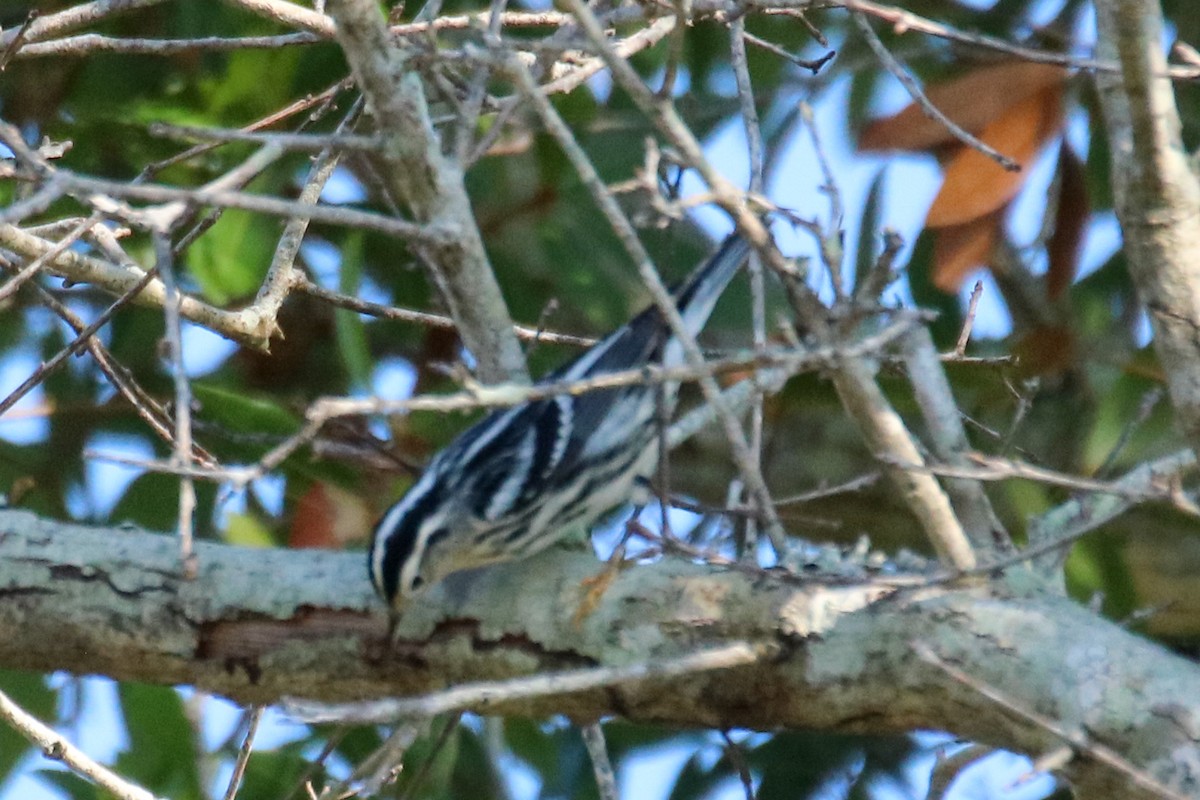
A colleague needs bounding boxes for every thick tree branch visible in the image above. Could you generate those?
[1094,0,1200,457]
[0,510,1197,797]
[327,0,529,384]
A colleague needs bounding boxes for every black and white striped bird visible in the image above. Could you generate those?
[369,235,751,606]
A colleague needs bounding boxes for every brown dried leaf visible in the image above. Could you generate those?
[1046,143,1089,300]
[927,85,1064,228]
[933,210,1001,293]
[859,62,1068,153]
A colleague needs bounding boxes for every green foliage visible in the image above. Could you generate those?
[187,209,279,304]
[114,685,202,798]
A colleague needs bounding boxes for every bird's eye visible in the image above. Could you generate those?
[427,526,450,546]
[410,575,426,591]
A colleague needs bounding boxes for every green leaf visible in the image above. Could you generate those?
[906,230,963,345]
[114,684,202,799]
[667,747,730,800]
[335,234,373,391]
[33,769,101,800]
[224,512,275,548]
[108,471,218,532]
[186,209,276,304]
[854,169,887,295]
[192,384,302,438]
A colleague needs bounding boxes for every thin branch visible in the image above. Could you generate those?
[743,30,834,73]
[901,326,1010,554]
[293,276,597,347]
[149,122,379,152]
[0,258,216,465]
[221,0,336,36]
[221,706,264,800]
[1020,449,1197,573]
[251,98,359,334]
[14,32,319,58]
[851,12,1019,171]
[0,9,38,69]
[834,0,1200,80]
[731,15,769,557]
[0,0,169,48]
[831,357,977,570]
[581,724,619,800]
[913,452,1198,503]
[0,687,164,800]
[0,214,99,303]
[155,233,198,577]
[286,643,766,723]
[953,280,984,357]
[0,264,160,419]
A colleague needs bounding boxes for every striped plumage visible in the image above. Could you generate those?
[369,235,751,605]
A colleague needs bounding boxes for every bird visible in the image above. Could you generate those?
[369,234,751,606]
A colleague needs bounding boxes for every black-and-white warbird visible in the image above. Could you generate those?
[369,235,751,605]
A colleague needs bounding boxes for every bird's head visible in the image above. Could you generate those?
[368,476,476,605]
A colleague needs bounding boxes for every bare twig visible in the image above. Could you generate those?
[0,214,99,302]
[86,321,917,486]
[0,258,216,465]
[0,265,161,419]
[851,12,1019,171]
[221,707,264,800]
[0,0,168,48]
[0,687,164,800]
[286,642,767,722]
[831,357,977,570]
[154,233,198,577]
[581,724,619,800]
[293,276,596,347]
[222,0,336,36]
[731,15,769,559]
[0,9,38,69]
[721,731,757,800]
[743,31,834,73]
[901,326,1010,553]
[835,0,1200,80]
[1022,449,1197,573]
[148,122,379,152]
[251,98,363,333]
[954,281,984,357]
[14,32,319,58]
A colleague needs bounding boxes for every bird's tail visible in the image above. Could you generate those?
[665,233,752,366]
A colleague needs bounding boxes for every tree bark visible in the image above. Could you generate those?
[0,509,1197,797]
[1095,0,1200,457]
